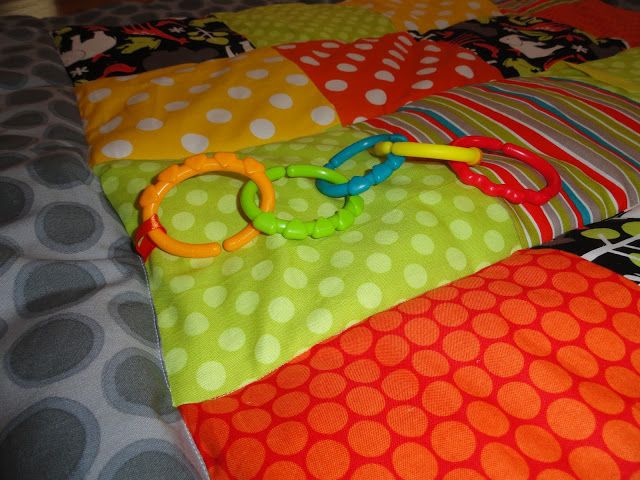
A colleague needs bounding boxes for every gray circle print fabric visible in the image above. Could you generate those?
[0,12,208,480]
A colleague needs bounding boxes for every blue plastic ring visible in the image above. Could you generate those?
[316,133,408,197]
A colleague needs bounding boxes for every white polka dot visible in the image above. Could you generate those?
[210,67,230,78]
[255,334,281,364]
[218,327,246,352]
[151,76,174,86]
[355,43,373,50]
[313,50,331,58]
[446,247,467,271]
[222,257,244,276]
[331,250,354,268]
[389,50,405,61]
[455,65,475,79]
[337,63,358,72]
[246,68,269,79]
[353,116,367,123]
[404,20,419,30]
[228,86,252,99]
[412,79,434,89]
[190,258,213,269]
[296,245,320,262]
[457,52,476,61]
[346,53,365,62]
[203,285,227,308]
[286,74,308,85]
[405,264,428,289]
[386,188,407,202]
[101,140,132,159]
[454,195,476,212]
[487,203,510,222]
[438,9,452,16]
[175,66,195,73]
[418,67,438,75]
[268,93,293,110]
[365,89,387,105]
[375,70,395,82]
[357,282,382,309]
[468,1,481,9]
[249,118,276,140]
[301,55,320,66]
[217,194,236,214]
[325,79,348,91]
[136,118,163,131]
[184,312,209,336]
[322,41,340,48]
[411,233,435,255]
[189,83,210,94]
[375,229,399,245]
[382,58,401,70]
[249,260,273,282]
[318,276,345,297]
[284,267,308,289]
[206,108,232,123]
[382,209,404,224]
[186,189,208,206]
[204,221,227,241]
[424,44,442,52]
[164,101,189,111]
[307,309,333,334]
[450,219,473,240]
[419,190,442,205]
[172,212,195,231]
[366,252,392,273]
[421,56,440,64]
[411,8,426,16]
[126,92,149,105]
[485,230,505,252]
[170,275,195,293]
[266,235,287,249]
[399,35,413,46]
[341,230,364,243]
[157,306,178,328]
[88,88,111,103]
[165,348,187,375]
[235,291,259,315]
[181,134,209,154]
[288,198,309,213]
[196,361,226,391]
[99,116,123,134]
[311,106,336,126]
[423,175,444,186]
[435,19,449,28]
[263,56,284,63]
[265,296,296,325]
[115,74,138,81]
[126,178,146,195]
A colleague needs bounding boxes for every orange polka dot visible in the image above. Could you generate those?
[386,405,428,437]
[594,281,632,308]
[461,290,497,310]
[423,380,463,416]
[466,400,510,437]
[578,381,624,415]
[199,418,229,458]
[489,280,523,297]
[502,253,533,266]
[536,469,576,480]
[398,297,431,314]
[443,469,485,480]
[241,383,277,407]
[231,408,272,433]
[277,365,311,390]
[547,398,596,440]
[426,285,459,301]
[633,402,640,426]
[339,326,373,356]
[472,312,509,339]
[576,259,613,279]
[605,366,640,398]
[481,442,529,480]
[529,360,573,393]
[431,421,477,462]
[514,265,548,287]
[375,334,410,366]
[272,391,310,418]
[404,317,440,346]
[585,328,626,361]
[514,328,552,356]
[602,420,640,461]
[346,385,386,416]
[306,440,350,480]
[266,421,308,455]
[454,276,486,289]
[309,372,347,399]
[569,297,606,324]
[348,420,391,457]
[557,346,599,378]
[392,442,438,480]
[307,402,348,434]
[412,349,450,377]
[536,252,572,270]
[433,302,469,327]
[541,311,581,341]
[497,382,541,420]
[264,461,306,480]
[226,438,265,479]
[484,342,524,377]
[612,312,640,343]
[201,396,238,414]
[515,425,562,463]
[569,446,620,480]
[351,464,395,480]
[528,288,564,308]
[344,358,380,383]
[310,346,344,371]
[633,349,640,374]
[382,369,419,401]
[454,366,493,398]
[500,298,537,325]
[552,272,588,293]
[370,310,403,332]
[443,330,480,362]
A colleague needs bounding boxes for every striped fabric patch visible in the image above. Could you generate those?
[496,0,579,15]
[354,77,640,247]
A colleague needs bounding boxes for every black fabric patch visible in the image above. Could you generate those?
[53,15,255,85]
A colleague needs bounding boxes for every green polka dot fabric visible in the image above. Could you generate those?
[215,3,396,48]
[540,47,640,102]
[95,127,521,405]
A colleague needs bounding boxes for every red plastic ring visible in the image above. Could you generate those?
[448,136,561,205]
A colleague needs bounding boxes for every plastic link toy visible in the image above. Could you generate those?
[240,164,365,240]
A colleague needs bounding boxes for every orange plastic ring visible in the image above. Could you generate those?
[137,152,275,258]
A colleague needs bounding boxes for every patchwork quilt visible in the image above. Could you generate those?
[1,0,640,479]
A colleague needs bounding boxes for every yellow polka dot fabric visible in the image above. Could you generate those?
[77,48,339,165]
[342,0,499,32]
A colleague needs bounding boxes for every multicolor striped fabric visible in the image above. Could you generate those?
[354,77,640,247]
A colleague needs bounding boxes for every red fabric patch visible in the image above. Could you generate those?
[276,32,503,125]
[181,249,640,479]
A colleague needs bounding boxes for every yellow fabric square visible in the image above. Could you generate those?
[76,48,339,165]
[342,0,499,32]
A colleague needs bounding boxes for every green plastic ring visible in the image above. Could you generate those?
[239,164,365,240]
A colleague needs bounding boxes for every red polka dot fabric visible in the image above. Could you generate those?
[180,249,640,480]
[275,32,503,125]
